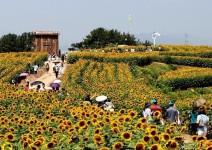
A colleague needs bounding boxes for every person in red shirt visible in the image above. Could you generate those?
[150,99,162,113]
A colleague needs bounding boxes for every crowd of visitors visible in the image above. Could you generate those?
[140,98,210,138]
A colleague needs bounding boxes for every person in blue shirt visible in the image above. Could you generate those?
[165,102,178,124]
[188,106,199,135]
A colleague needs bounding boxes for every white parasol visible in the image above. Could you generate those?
[53,79,62,84]
[96,95,107,102]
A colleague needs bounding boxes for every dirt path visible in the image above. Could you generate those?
[182,134,192,143]
[24,58,68,90]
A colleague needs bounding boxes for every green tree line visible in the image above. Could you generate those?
[0,32,33,52]
[70,27,142,49]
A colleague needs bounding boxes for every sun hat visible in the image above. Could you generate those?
[169,102,174,106]
[151,99,157,103]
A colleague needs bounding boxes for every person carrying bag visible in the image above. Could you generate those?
[196,107,209,136]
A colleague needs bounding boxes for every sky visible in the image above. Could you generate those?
[0,0,212,51]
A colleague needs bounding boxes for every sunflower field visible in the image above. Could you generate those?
[0,52,48,82]
[0,45,212,149]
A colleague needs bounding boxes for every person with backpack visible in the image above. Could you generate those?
[188,106,199,135]
[196,107,209,136]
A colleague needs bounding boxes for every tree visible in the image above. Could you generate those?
[0,32,33,52]
[70,27,139,49]
[0,34,18,52]
[17,32,34,52]
[141,40,152,47]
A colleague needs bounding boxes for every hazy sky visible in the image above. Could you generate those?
[0,0,211,50]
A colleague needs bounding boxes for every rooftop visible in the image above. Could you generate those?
[33,31,60,35]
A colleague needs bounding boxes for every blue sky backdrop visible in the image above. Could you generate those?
[0,0,211,51]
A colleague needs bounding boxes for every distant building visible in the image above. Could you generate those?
[33,31,60,55]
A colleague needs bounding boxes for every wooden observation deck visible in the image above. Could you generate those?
[33,31,60,55]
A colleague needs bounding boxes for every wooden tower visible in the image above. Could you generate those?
[33,31,60,55]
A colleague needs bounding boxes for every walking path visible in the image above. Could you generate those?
[24,58,69,90]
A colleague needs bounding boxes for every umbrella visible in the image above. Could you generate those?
[30,81,44,86]
[193,98,206,107]
[96,95,107,102]
[53,79,62,84]
[50,83,60,88]
[52,61,61,64]
[19,72,28,77]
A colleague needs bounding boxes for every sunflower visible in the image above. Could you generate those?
[153,135,160,143]
[94,129,100,134]
[99,111,105,116]
[124,116,132,123]
[135,142,145,150]
[174,136,184,143]
[150,129,158,136]
[180,126,187,133]
[206,145,212,150]
[92,118,98,125]
[129,110,137,118]
[113,142,123,150]
[104,117,110,123]
[34,140,42,147]
[118,116,125,123]
[111,121,119,127]
[160,133,170,141]
[121,131,132,141]
[205,140,212,147]
[165,127,172,134]
[4,132,15,142]
[140,118,147,123]
[112,127,120,134]
[23,141,28,148]
[170,122,177,127]
[152,110,162,119]
[167,140,179,149]
[141,123,148,130]
[119,109,126,115]
[100,147,110,150]
[28,127,35,133]
[136,122,142,129]
[29,143,39,150]
[93,134,104,145]
[191,135,198,142]
[78,120,87,129]
[46,141,55,149]
[98,121,105,128]
[149,144,162,150]
[197,136,207,142]
[143,135,151,143]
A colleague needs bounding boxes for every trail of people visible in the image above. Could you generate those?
[25,57,68,90]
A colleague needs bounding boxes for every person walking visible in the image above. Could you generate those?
[45,63,50,74]
[196,107,209,136]
[61,54,65,63]
[165,102,179,124]
[142,102,152,123]
[54,65,59,78]
[188,106,199,135]
[150,99,162,113]
[33,64,39,75]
